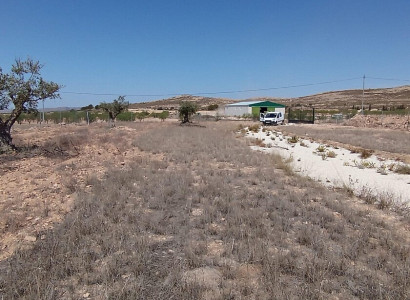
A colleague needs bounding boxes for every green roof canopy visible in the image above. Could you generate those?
[249,101,286,108]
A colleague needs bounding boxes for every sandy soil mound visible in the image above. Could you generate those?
[345,114,409,130]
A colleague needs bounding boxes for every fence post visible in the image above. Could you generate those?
[312,108,315,124]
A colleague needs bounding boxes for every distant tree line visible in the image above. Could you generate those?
[2,109,170,125]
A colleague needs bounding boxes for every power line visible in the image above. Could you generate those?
[61,77,362,98]
[366,76,410,82]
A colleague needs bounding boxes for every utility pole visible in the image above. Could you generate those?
[42,99,45,123]
[361,74,365,115]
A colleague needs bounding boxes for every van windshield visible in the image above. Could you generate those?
[265,113,277,118]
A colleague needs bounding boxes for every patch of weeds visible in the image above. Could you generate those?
[377,193,395,210]
[342,184,355,197]
[326,150,337,158]
[359,148,374,159]
[353,159,376,169]
[359,186,377,204]
[316,145,326,153]
[287,135,299,144]
[251,138,266,147]
[394,164,410,175]
[248,124,260,133]
[376,165,388,175]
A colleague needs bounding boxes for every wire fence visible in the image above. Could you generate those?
[1,110,171,125]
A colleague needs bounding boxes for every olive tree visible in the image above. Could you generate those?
[99,96,129,126]
[178,101,198,123]
[0,58,61,152]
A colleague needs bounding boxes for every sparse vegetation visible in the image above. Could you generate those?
[247,124,260,133]
[394,164,410,175]
[287,135,299,143]
[0,122,409,299]
[326,150,337,158]
[355,160,376,169]
[276,126,410,155]
[99,95,129,126]
[207,103,219,111]
[359,148,373,159]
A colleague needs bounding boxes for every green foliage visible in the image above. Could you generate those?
[316,145,326,153]
[207,104,219,111]
[178,101,198,123]
[287,135,299,143]
[136,111,150,122]
[158,111,169,121]
[363,108,409,115]
[80,104,94,110]
[288,109,314,122]
[116,111,136,121]
[0,58,61,150]
[99,96,129,123]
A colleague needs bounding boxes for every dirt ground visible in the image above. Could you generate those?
[1,120,409,262]
[0,121,169,261]
[278,122,410,164]
[345,114,409,130]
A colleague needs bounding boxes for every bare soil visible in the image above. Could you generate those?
[345,114,409,131]
[0,122,164,261]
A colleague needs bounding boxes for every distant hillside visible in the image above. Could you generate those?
[279,85,410,110]
[129,95,235,110]
[0,107,81,114]
[129,86,410,111]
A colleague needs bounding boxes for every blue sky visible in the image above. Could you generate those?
[1,0,409,107]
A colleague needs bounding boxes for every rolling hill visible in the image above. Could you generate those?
[129,85,410,111]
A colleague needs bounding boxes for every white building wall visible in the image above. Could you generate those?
[274,107,286,115]
[224,106,251,116]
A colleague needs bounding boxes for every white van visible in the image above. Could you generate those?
[260,112,284,125]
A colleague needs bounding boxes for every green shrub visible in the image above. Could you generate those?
[288,136,299,143]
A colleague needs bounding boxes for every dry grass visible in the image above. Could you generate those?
[0,122,409,299]
[278,125,410,155]
[359,148,374,159]
[394,164,410,175]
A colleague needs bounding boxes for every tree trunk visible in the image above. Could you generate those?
[182,114,190,123]
[0,124,15,153]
